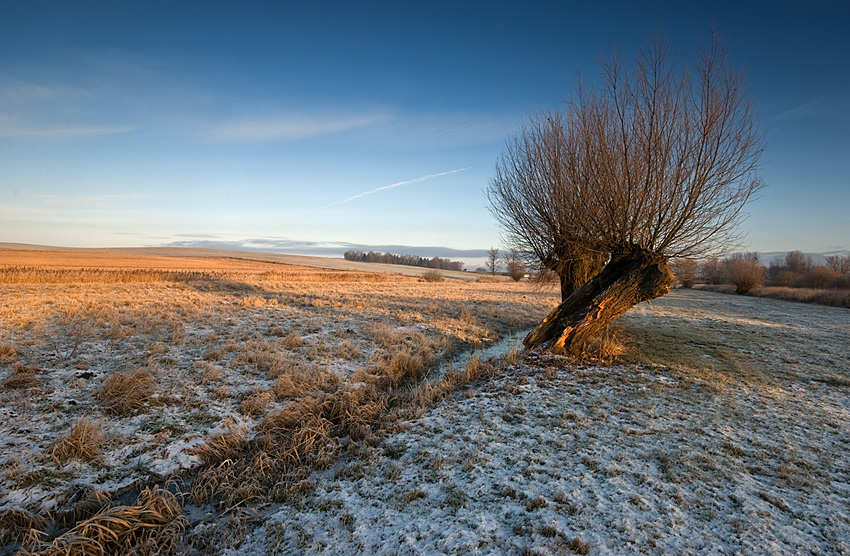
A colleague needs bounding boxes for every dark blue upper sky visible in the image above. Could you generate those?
[1,1,848,256]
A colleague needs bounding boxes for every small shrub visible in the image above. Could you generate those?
[421,270,443,283]
[506,259,526,282]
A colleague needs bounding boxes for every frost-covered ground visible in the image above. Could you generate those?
[0,251,555,552]
[222,289,850,556]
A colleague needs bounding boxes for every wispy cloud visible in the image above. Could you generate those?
[201,112,391,142]
[772,97,850,121]
[0,124,133,139]
[36,194,142,207]
[321,167,471,209]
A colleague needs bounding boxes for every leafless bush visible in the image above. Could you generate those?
[803,266,841,289]
[829,275,850,290]
[770,269,800,288]
[784,250,813,273]
[725,253,765,294]
[671,259,699,288]
[190,423,249,466]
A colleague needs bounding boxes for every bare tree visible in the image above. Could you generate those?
[699,257,726,285]
[486,247,500,276]
[784,251,813,274]
[671,258,699,288]
[488,111,607,300]
[490,32,765,355]
[825,255,850,274]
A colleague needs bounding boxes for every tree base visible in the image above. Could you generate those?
[524,246,673,355]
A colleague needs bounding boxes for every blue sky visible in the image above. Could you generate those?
[1,1,848,263]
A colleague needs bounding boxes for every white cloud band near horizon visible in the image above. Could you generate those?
[321,167,471,209]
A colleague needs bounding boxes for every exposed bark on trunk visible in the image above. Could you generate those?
[558,252,607,301]
[525,246,673,355]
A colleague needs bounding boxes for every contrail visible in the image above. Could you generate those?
[321,167,471,209]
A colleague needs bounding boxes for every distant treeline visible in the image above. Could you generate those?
[343,250,464,271]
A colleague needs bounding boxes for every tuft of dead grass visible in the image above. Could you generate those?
[97,368,156,415]
[283,330,305,349]
[239,388,274,416]
[190,422,249,466]
[2,362,42,390]
[568,536,590,555]
[580,326,626,363]
[0,342,21,361]
[0,507,48,546]
[50,418,106,464]
[20,485,185,556]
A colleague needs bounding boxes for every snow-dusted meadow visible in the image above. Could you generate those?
[0,249,555,553]
[1,249,848,555]
[223,290,850,556]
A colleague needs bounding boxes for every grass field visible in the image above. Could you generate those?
[1,247,848,555]
[0,248,556,554]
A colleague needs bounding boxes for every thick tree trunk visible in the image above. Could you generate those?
[557,251,608,301]
[525,246,673,355]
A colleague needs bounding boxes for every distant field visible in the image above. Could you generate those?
[0,243,490,281]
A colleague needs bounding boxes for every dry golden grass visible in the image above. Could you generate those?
[20,486,185,556]
[0,249,412,284]
[2,362,42,390]
[239,388,274,416]
[190,423,250,466]
[0,342,21,361]
[0,508,48,546]
[97,368,156,415]
[1,247,560,544]
[50,418,106,464]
